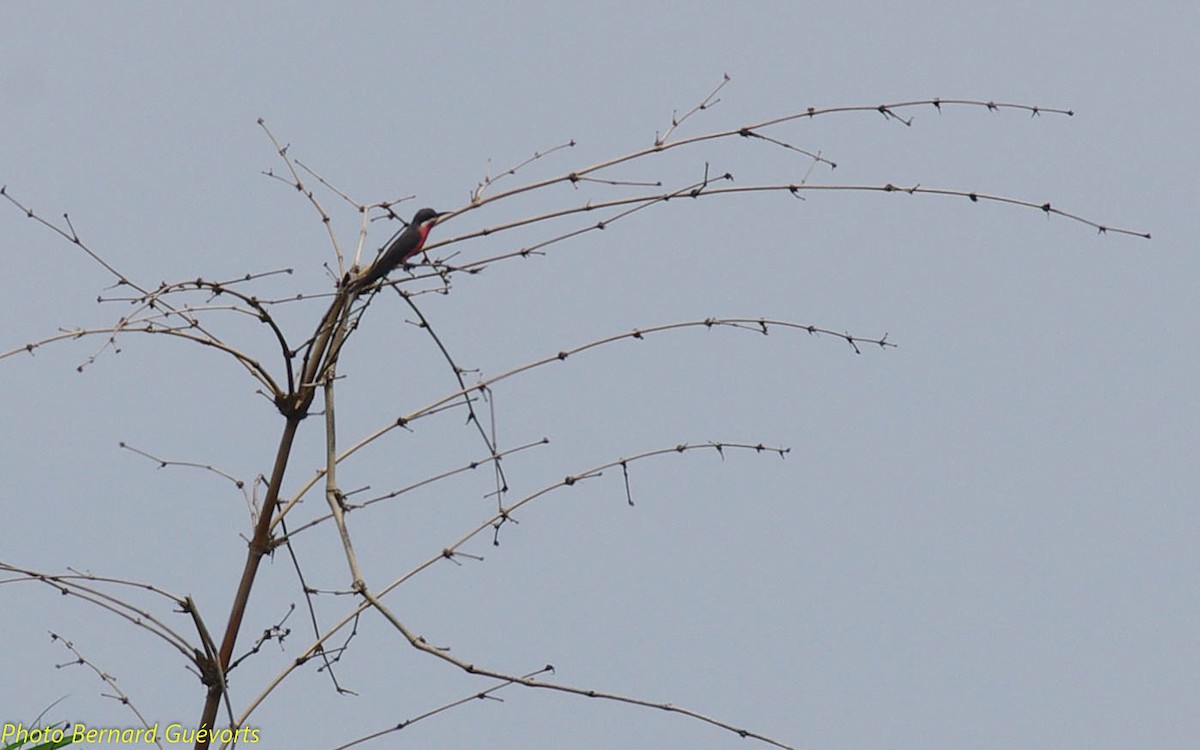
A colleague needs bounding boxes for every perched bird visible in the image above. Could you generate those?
[355,208,441,289]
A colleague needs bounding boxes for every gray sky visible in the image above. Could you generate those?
[2,3,1195,749]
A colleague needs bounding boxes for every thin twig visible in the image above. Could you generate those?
[271,316,883,530]
[49,633,165,750]
[657,73,732,146]
[329,668,550,750]
[239,442,790,744]
[257,119,345,273]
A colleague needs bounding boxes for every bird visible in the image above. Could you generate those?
[354,207,441,289]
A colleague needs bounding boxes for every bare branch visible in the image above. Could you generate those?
[0,562,193,658]
[49,633,165,749]
[241,441,788,736]
[656,73,732,146]
[274,519,355,694]
[370,583,797,749]
[436,441,789,558]
[119,441,247,491]
[396,290,508,504]
[471,140,577,204]
[1,186,145,293]
[272,317,879,529]
[257,118,345,273]
[425,178,1148,278]
[330,668,549,750]
[0,192,298,387]
[278,438,549,543]
[320,321,365,588]
[439,97,1078,224]
[295,158,364,211]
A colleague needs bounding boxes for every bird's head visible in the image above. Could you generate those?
[412,207,441,230]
